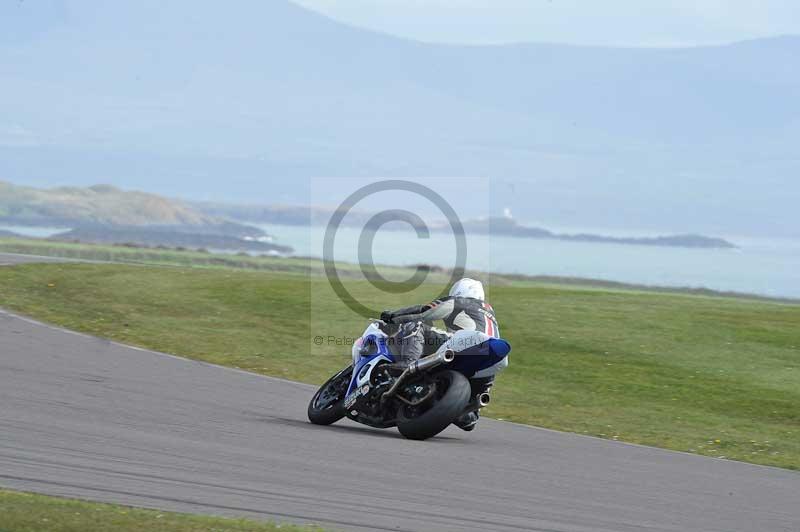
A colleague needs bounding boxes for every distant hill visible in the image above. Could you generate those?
[50,226,292,255]
[194,201,735,249]
[0,181,297,252]
[1,1,798,236]
[0,181,215,228]
[458,217,735,248]
[0,181,273,241]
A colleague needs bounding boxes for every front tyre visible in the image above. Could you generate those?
[397,370,471,440]
[308,366,352,425]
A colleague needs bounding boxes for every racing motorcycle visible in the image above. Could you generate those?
[308,320,510,440]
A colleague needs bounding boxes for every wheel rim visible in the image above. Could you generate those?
[401,373,451,419]
[313,369,351,410]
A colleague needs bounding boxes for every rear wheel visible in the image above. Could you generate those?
[397,370,471,440]
[308,366,352,425]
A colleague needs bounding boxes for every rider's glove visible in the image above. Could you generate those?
[380,310,394,324]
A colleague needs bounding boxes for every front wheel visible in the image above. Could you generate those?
[397,370,471,440]
[308,365,352,425]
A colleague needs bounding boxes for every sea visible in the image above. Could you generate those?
[3,223,798,300]
[255,223,800,300]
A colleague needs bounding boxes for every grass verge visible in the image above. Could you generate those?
[0,262,798,470]
[0,489,321,532]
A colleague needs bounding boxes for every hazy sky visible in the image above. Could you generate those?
[292,0,800,47]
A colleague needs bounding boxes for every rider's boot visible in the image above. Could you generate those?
[454,410,479,431]
[454,376,495,431]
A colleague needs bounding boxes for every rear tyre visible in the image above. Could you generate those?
[308,366,352,425]
[397,370,471,440]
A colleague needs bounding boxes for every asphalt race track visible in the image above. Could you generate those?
[0,256,798,531]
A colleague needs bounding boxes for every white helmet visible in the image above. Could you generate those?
[448,278,485,301]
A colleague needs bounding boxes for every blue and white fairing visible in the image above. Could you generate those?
[344,322,395,404]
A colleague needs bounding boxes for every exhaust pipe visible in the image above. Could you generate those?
[477,392,491,407]
[409,349,455,374]
[381,349,455,403]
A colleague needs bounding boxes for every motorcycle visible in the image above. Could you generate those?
[308,320,511,440]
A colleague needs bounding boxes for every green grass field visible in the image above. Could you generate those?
[0,489,321,532]
[0,261,798,470]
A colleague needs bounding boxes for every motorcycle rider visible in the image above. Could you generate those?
[380,278,500,431]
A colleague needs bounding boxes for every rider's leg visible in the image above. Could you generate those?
[422,326,450,356]
[396,322,450,365]
[397,321,425,366]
